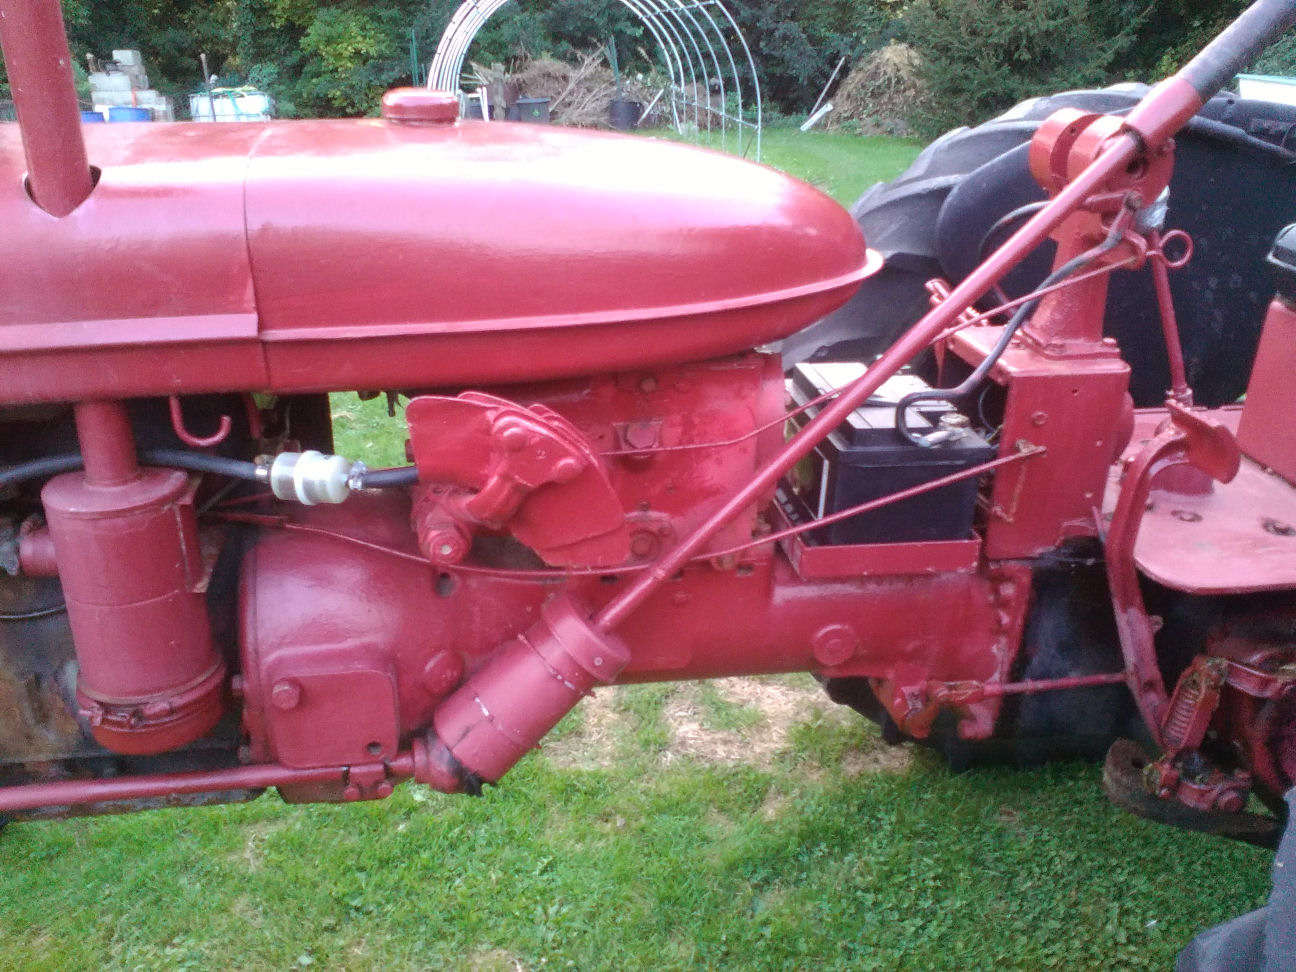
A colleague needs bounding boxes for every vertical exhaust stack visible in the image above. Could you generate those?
[0,0,94,216]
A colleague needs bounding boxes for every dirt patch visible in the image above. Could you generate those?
[463,948,529,972]
[759,785,791,822]
[542,676,914,773]
[540,687,622,770]
[842,744,913,776]
[663,678,828,765]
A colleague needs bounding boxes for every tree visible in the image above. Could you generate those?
[725,0,896,113]
[901,0,1141,138]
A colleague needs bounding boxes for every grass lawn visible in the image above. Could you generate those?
[0,130,1276,970]
[756,125,923,207]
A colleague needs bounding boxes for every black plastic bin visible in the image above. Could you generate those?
[609,99,642,130]
[507,97,551,124]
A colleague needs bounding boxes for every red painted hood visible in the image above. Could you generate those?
[0,116,876,402]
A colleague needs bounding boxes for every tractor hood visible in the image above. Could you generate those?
[0,107,876,403]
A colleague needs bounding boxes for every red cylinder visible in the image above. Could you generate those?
[432,594,628,782]
[0,0,95,217]
[41,467,226,754]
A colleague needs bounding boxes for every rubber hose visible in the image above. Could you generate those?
[355,466,419,489]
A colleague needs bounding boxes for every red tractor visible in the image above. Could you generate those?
[2,0,1296,928]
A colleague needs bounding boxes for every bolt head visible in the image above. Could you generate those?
[553,457,582,482]
[270,679,302,711]
[500,425,529,452]
[427,531,468,565]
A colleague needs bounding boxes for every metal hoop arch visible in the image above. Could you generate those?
[426,0,761,158]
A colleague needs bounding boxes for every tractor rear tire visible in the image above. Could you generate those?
[782,86,1296,407]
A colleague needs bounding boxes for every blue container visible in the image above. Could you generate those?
[107,106,150,122]
[80,110,105,123]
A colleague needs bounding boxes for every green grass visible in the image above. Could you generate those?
[756,126,923,206]
[0,686,1272,971]
[651,123,922,207]
[2,132,1276,970]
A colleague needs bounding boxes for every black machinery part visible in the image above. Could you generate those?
[783,86,1296,407]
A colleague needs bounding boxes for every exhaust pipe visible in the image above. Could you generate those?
[0,0,95,216]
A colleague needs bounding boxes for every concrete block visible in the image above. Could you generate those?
[112,49,142,67]
[90,72,133,93]
[92,91,140,107]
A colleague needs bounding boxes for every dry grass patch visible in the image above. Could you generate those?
[540,688,622,770]
[542,674,912,773]
[463,948,530,972]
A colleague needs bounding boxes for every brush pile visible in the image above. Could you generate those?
[471,51,664,129]
[826,42,926,136]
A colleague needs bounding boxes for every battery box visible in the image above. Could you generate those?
[785,362,996,545]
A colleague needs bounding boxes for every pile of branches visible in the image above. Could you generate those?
[826,42,927,137]
[471,51,663,129]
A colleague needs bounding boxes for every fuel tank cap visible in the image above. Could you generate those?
[381,88,459,126]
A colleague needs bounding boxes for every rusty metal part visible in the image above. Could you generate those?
[1135,652,1296,816]
[1103,739,1282,849]
[0,576,85,764]
[928,671,1127,706]
[2,787,262,823]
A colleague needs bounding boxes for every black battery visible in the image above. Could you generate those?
[786,362,996,545]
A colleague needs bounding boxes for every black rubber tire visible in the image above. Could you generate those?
[783,86,1296,407]
[823,541,1147,771]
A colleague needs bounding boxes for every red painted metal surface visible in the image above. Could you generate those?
[1131,456,1296,594]
[407,392,630,567]
[950,325,1131,559]
[1104,403,1241,742]
[4,0,1296,861]
[0,0,93,216]
[0,758,410,814]
[1238,297,1296,483]
[237,499,1025,757]
[42,464,226,754]
[431,593,629,784]
[0,117,874,404]
[1106,404,1296,596]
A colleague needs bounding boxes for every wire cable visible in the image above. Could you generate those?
[895,227,1126,447]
